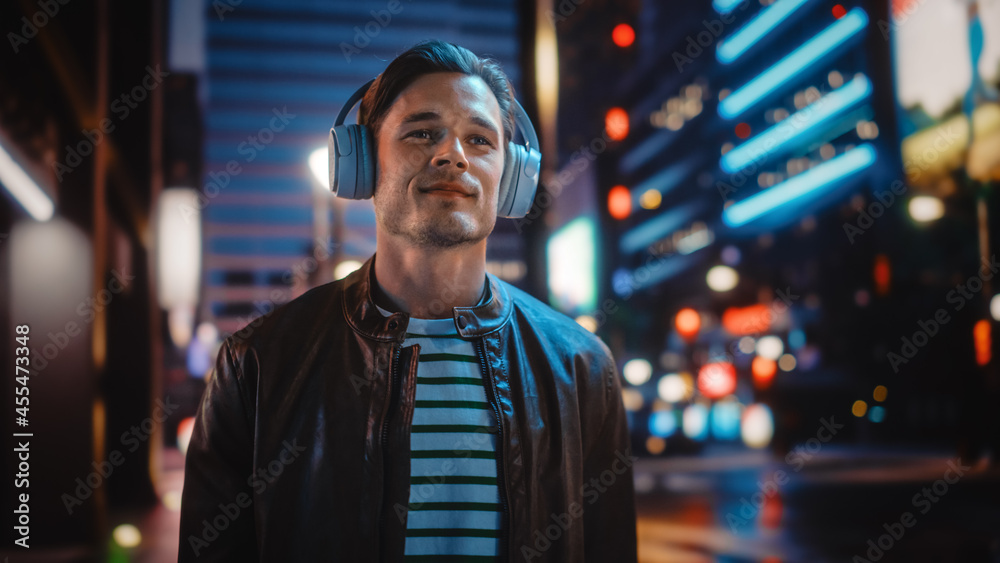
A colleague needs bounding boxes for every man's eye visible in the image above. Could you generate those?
[470,136,494,146]
[406,130,432,140]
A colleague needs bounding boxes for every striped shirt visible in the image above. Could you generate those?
[376,305,502,561]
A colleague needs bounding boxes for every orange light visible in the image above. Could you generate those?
[675,308,701,341]
[605,107,630,141]
[722,304,771,336]
[832,4,846,18]
[608,185,632,219]
[697,362,737,399]
[612,23,635,48]
[735,122,751,139]
[874,254,890,296]
[752,356,777,388]
[974,319,991,366]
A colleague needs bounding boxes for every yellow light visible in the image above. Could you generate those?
[646,436,666,455]
[162,490,183,511]
[852,400,868,417]
[741,403,774,449]
[873,385,888,402]
[575,314,598,333]
[639,189,662,209]
[706,265,739,292]
[909,196,945,222]
[621,388,644,411]
[623,358,653,386]
[334,259,363,280]
[112,524,142,548]
[778,353,797,371]
[657,373,687,402]
[308,147,328,188]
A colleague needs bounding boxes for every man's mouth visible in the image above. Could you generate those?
[419,183,473,197]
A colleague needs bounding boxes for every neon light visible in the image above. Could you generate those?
[713,0,747,15]
[722,144,876,227]
[721,75,872,173]
[719,8,869,119]
[718,0,813,64]
[0,142,54,221]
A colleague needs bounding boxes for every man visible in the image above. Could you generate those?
[179,40,636,562]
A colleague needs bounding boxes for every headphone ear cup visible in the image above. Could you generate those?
[498,144,541,219]
[330,124,375,199]
[356,124,375,199]
[497,143,518,217]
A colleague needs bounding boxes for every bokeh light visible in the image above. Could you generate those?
[852,400,868,417]
[675,308,701,341]
[683,403,710,440]
[605,107,630,141]
[112,524,142,548]
[741,404,775,448]
[706,265,739,292]
[612,23,635,47]
[698,362,737,398]
[608,185,632,219]
[623,358,653,385]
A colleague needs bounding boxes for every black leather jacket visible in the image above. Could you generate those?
[179,255,637,562]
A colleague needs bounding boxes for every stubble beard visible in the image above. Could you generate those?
[375,194,494,249]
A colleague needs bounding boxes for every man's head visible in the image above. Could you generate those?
[360,41,515,249]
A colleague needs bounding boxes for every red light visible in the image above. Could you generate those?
[608,185,631,220]
[874,254,890,296]
[698,362,737,399]
[722,304,772,336]
[612,23,635,48]
[974,319,991,366]
[735,122,751,139]
[605,107,630,141]
[832,4,846,18]
[752,357,777,389]
[675,308,701,341]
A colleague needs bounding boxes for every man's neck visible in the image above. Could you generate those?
[372,239,488,319]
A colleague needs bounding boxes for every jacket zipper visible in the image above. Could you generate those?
[378,344,402,560]
[380,345,402,449]
[476,338,510,560]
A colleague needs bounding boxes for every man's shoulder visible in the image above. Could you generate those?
[228,277,346,348]
[499,279,614,363]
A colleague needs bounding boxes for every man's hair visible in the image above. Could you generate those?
[359,40,515,144]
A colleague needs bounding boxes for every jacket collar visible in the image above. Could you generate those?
[342,254,512,341]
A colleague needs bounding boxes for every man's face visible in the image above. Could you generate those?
[372,72,505,248]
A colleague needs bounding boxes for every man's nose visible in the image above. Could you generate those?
[432,135,468,170]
